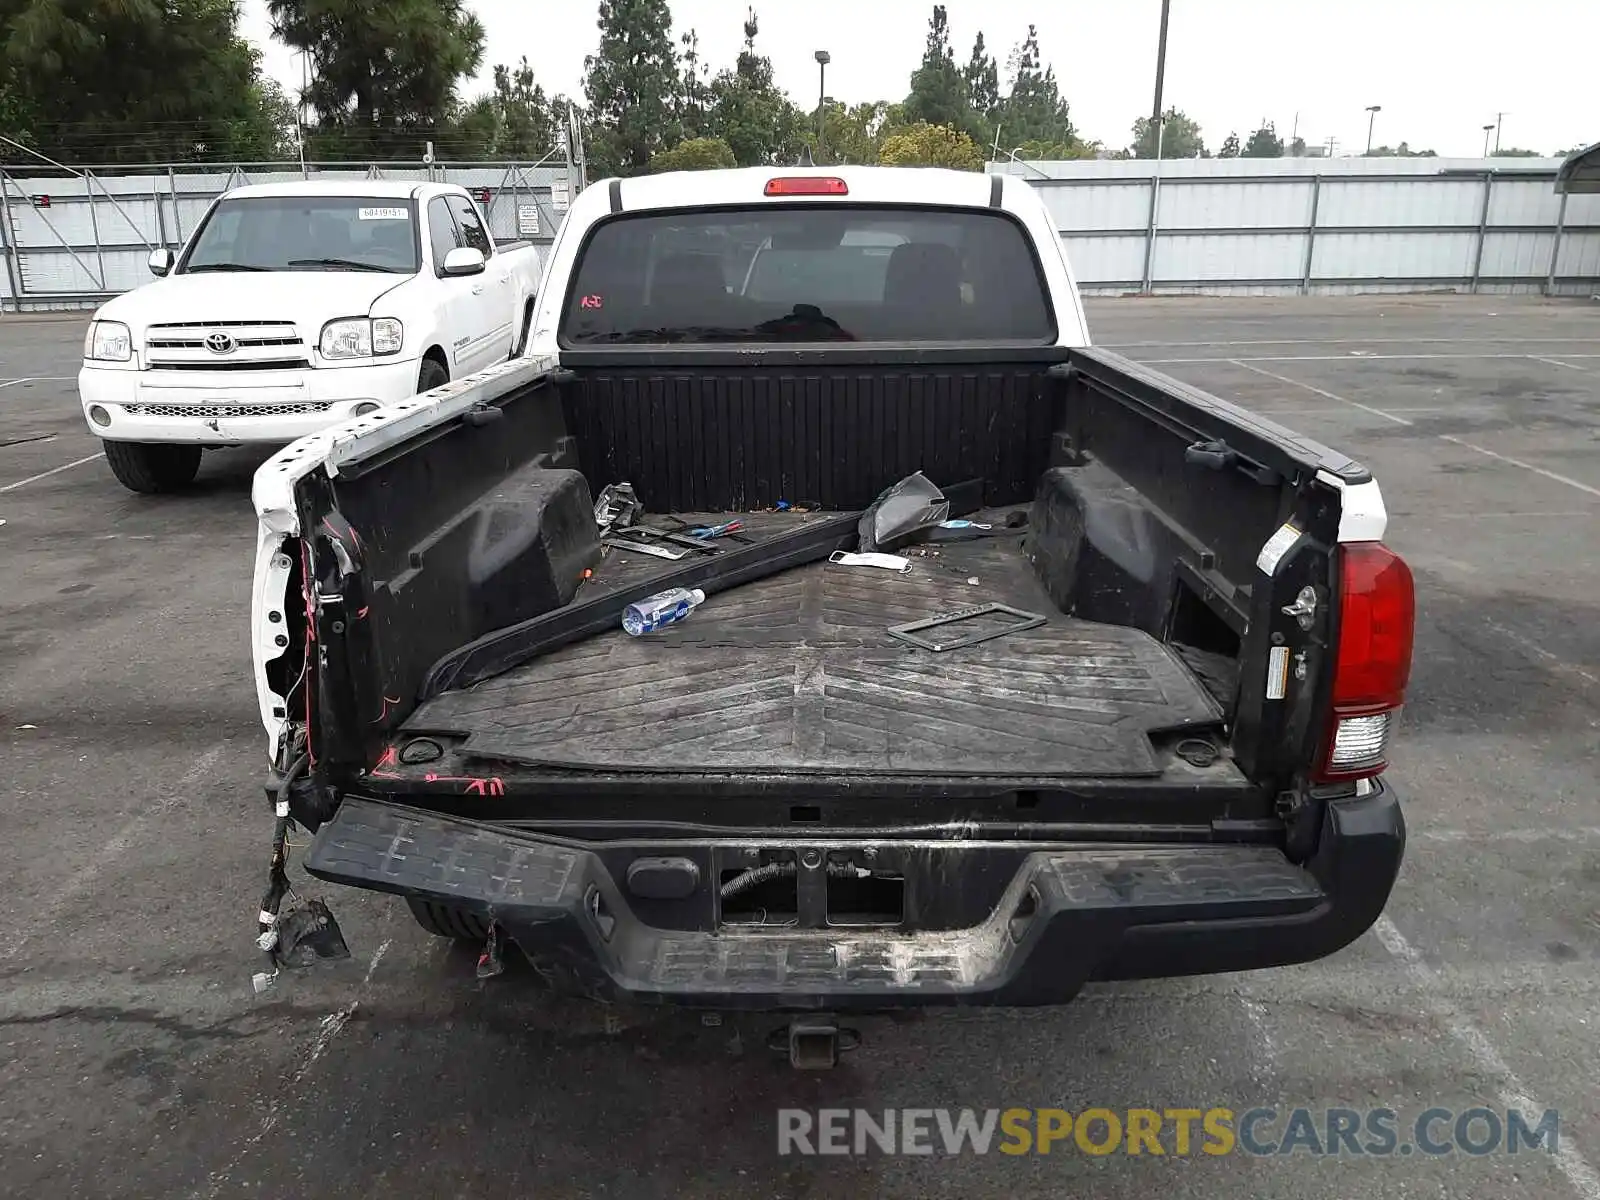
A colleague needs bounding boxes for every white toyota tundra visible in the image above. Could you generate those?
[77,179,543,493]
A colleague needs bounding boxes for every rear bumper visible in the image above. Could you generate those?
[304,788,1405,1010]
[79,359,421,444]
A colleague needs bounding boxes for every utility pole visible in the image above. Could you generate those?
[814,50,830,161]
[1482,123,1495,157]
[1140,0,1172,295]
[1365,105,1382,155]
[1149,0,1171,158]
[1494,111,1506,153]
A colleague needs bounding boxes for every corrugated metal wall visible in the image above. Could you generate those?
[0,161,577,311]
[991,156,1600,296]
[4,156,1597,308]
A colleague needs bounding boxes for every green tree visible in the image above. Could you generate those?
[268,0,484,158]
[1014,138,1096,160]
[814,100,903,164]
[2,0,291,163]
[1365,142,1436,157]
[582,0,680,176]
[706,8,806,167]
[1242,121,1283,158]
[1131,108,1206,158]
[1491,147,1543,158]
[454,57,566,159]
[1217,131,1241,158]
[995,25,1076,150]
[676,28,713,140]
[904,6,970,134]
[650,135,737,172]
[879,121,983,170]
[963,32,1000,135]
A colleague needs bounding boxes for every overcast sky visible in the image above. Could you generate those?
[240,0,1597,158]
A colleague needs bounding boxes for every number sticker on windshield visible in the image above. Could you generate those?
[358,207,408,221]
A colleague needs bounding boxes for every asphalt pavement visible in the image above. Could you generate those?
[0,294,1596,1199]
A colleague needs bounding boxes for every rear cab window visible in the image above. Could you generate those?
[560,206,1055,346]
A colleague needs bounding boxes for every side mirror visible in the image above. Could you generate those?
[148,248,175,277]
[441,247,486,278]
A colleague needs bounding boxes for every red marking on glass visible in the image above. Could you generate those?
[580,294,604,309]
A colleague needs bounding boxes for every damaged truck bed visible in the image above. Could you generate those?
[246,165,1414,1040]
[404,512,1227,782]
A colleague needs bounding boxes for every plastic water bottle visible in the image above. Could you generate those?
[622,588,706,636]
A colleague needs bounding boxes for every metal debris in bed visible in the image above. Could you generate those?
[887,602,1048,653]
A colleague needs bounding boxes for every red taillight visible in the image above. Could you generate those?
[764,176,849,196]
[1316,541,1415,781]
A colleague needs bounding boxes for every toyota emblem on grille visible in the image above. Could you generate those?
[203,331,237,354]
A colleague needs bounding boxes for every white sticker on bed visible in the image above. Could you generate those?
[1256,522,1301,576]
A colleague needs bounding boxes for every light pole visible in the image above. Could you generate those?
[1482,123,1495,157]
[814,50,830,161]
[1365,104,1381,155]
[1494,111,1506,153]
[1149,0,1171,158]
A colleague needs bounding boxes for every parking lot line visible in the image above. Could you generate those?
[1231,360,1415,427]
[1374,915,1600,1200]
[1231,360,1600,502]
[1108,337,1600,349]
[1144,352,1600,364]
[0,451,104,494]
[0,377,34,388]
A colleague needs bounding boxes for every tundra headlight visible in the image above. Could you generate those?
[84,320,133,362]
[319,317,403,359]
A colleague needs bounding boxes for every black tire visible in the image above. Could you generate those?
[417,356,449,393]
[510,302,534,359]
[405,897,489,942]
[102,440,202,494]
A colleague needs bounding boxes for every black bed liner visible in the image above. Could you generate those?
[403,512,1223,780]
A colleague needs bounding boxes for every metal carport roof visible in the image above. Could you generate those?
[1555,142,1600,192]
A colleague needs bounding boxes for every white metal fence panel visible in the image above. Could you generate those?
[3,155,1595,307]
[992,156,1597,297]
[1,159,579,310]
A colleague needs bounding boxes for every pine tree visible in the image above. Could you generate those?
[582,0,681,176]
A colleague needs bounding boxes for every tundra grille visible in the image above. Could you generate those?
[144,321,307,371]
[124,401,334,419]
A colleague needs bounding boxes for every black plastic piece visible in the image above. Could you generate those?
[989,173,1004,208]
[461,404,504,427]
[608,178,622,213]
[420,511,864,698]
[1185,439,1236,470]
[272,899,350,968]
[627,856,702,900]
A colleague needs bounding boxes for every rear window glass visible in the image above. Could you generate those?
[561,206,1054,345]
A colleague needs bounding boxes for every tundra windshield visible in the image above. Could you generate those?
[182,196,420,274]
[561,206,1055,345]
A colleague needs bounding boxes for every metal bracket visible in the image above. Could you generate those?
[887,603,1047,653]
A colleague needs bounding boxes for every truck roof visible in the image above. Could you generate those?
[597,165,1001,214]
[220,179,446,201]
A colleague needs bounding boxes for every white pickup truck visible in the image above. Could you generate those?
[77,179,542,493]
[245,166,1415,1052]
